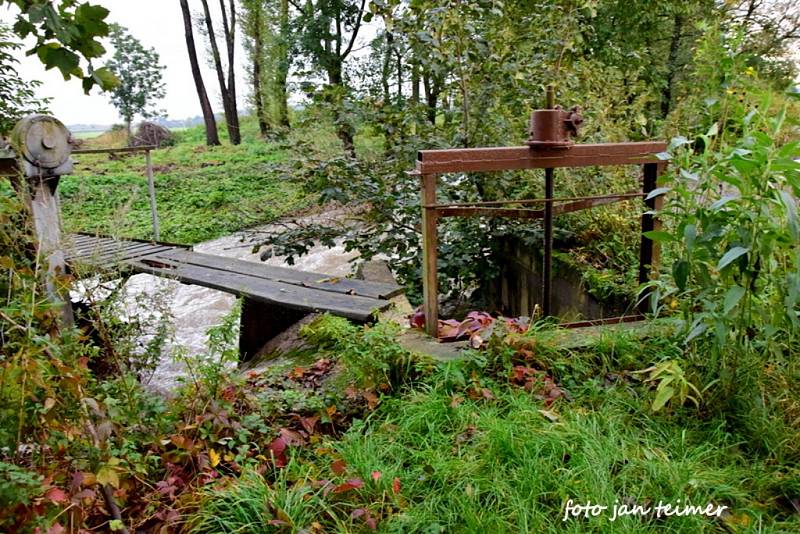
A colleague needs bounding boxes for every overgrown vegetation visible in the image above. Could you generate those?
[1,1,799,532]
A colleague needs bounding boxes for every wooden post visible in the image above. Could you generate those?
[30,177,74,327]
[638,162,663,313]
[421,173,439,337]
[145,149,160,241]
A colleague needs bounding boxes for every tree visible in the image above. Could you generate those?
[294,0,367,156]
[242,0,270,137]
[274,0,290,128]
[180,0,221,146]
[1,0,116,92]
[199,0,242,145]
[0,24,51,134]
[106,25,167,137]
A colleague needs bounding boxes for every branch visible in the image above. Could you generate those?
[288,0,306,16]
[341,0,366,60]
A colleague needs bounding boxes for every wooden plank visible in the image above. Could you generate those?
[126,258,389,321]
[415,142,667,174]
[152,248,403,299]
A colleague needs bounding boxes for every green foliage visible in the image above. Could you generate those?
[106,24,166,131]
[186,465,325,533]
[0,24,51,134]
[301,314,426,390]
[1,0,116,92]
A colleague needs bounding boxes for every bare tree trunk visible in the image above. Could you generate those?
[275,0,290,128]
[411,60,420,104]
[251,2,269,137]
[180,0,219,146]
[661,13,684,118]
[381,33,392,102]
[220,0,241,144]
[200,0,241,145]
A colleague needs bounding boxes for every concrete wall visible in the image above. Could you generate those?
[490,237,630,321]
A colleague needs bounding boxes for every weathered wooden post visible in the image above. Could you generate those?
[145,148,160,240]
[11,115,76,328]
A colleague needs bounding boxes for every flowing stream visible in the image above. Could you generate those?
[116,216,358,393]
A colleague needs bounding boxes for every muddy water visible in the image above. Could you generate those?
[122,218,358,393]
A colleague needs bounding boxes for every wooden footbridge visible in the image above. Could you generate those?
[64,233,403,360]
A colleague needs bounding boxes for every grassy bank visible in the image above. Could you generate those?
[182,317,799,533]
[59,121,310,244]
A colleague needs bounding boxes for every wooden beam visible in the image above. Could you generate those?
[416,142,667,174]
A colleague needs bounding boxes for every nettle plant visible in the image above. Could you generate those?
[648,96,800,392]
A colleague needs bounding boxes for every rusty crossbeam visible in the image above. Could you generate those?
[415,142,666,174]
[422,191,645,209]
[434,190,648,220]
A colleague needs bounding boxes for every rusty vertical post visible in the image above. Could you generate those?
[145,149,160,240]
[542,85,555,317]
[638,162,663,313]
[421,172,439,337]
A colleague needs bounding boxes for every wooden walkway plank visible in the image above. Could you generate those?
[128,256,390,321]
[64,233,401,323]
[155,248,404,299]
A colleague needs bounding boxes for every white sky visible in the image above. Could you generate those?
[1,0,249,126]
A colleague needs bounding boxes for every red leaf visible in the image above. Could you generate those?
[331,459,347,475]
[47,523,65,534]
[333,478,364,494]
[351,508,367,519]
[392,477,401,494]
[45,487,69,504]
[268,436,288,467]
[410,309,425,329]
[365,516,378,530]
[371,471,382,481]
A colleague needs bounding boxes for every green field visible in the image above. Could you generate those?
[60,121,312,244]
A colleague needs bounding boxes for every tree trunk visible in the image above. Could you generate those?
[411,61,420,104]
[180,0,219,146]
[220,0,241,144]
[381,33,392,102]
[423,70,440,125]
[661,13,684,119]
[200,0,240,145]
[252,2,269,137]
[328,65,355,158]
[275,0,290,128]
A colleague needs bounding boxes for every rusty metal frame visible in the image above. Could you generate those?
[414,142,667,337]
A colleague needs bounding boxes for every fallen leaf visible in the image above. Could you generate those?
[45,487,69,504]
[208,449,220,468]
[371,471,382,481]
[332,478,364,494]
[331,459,347,475]
[392,477,402,495]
